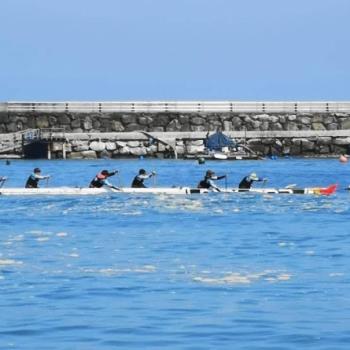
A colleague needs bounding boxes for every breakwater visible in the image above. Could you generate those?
[1,101,350,158]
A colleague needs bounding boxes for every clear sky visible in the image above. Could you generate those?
[0,0,349,101]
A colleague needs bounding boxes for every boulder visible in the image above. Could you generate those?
[166,119,182,131]
[312,122,326,130]
[82,150,97,159]
[125,123,142,132]
[116,141,127,147]
[118,146,131,155]
[341,119,350,129]
[191,140,204,146]
[36,116,49,128]
[327,123,338,130]
[105,142,117,151]
[130,147,147,156]
[111,120,124,131]
[316,137,332,145]
[89,141,106,152]
[121,114,137,124]
[69,152,84,159]
[71,118,81,128]
[223,120,232,131]
[191,117,205,126]
[83,117,93,130]
[300,117,311,124]
[138,116,153,125]
[127,141,140,147]
[334,137,350,145]
[186,145,205,154]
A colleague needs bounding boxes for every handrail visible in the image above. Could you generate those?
[2,101,350,114]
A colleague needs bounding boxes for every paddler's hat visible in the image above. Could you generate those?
[139,169,146,175]
[101,170,109,176]
[249,172,259,181]
[34,168,41,173]
[205,170,215,177]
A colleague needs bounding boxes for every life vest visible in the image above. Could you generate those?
[25,174,39,188]
[197,179,210,189]
[131,175,146,188]
[90,173,107,188]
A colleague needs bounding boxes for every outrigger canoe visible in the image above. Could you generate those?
[0,184,337,196]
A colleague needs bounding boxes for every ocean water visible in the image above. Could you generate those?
[0,158,350,350]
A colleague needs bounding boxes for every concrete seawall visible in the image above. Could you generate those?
[1,101,350,158]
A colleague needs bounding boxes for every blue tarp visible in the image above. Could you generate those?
[204,132,235,151]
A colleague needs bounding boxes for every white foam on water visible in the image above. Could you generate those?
[193,270,292,285]
[56,232,68,237]
[0,259,23,266]
[82,265,157,276]
[36,237,50,242]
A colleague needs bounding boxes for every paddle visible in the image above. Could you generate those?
[0,177,7,188]
[152,171,157,187]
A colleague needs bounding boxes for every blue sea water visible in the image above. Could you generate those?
[0,158,350,350]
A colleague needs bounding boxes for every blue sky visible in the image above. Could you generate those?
[0,0,349,101]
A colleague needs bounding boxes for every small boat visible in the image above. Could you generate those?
[0,184,337,196]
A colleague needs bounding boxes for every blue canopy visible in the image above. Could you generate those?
[204,131,235,151]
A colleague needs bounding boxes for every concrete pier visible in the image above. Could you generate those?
[1,101,350,158]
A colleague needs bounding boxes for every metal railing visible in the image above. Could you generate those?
[2,101,350,114]
[0,129,40,153]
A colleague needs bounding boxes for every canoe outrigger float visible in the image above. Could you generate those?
[0,184,337,196]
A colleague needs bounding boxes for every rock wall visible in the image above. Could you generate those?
[1,112,350,133]
[1,111,350,158]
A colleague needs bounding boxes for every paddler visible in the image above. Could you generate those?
[131,169,156,188]
[0,176,7,188]
[25,168,51,188]
[197,170,227,192]
[238,172,267,189]
[89,169,120,190]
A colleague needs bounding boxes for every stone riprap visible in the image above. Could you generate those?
[1,112,349,134]
[1,111,350,158]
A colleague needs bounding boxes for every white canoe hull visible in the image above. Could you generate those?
[0,185,336,196]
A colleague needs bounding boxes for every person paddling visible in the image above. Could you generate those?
[89,170,120,190]
[197,170,227,192]
[131,169,156,188]
[25,168,50,188]
[0,176,7,188]
[238,172,267,189]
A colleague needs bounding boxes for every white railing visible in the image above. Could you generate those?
[3,101,350,114]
